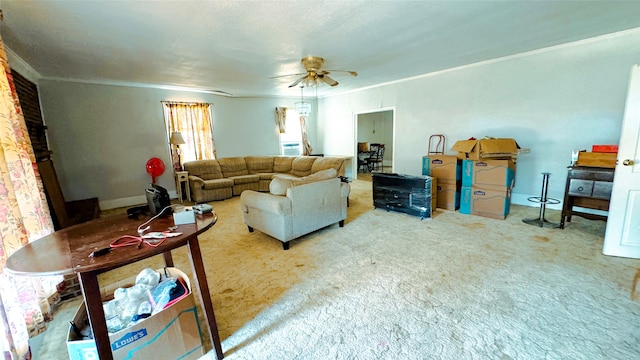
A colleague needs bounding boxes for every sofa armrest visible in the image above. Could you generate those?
[189,175,205,188]
[241,190,292,215]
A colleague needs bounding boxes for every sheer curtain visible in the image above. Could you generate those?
[0,35,61,359]
[275,107,286,134]
[162,102,216,168]
[300,115,313,155]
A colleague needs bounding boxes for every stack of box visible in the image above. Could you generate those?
[451,138,519,220]
[422,155,461,210]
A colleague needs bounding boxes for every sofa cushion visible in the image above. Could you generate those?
[257,173,276,180]
[245,156,274,174]
[218,157,249,177]
[184,160,223,180]
[229,174,260,185]
[203,178,234,190]
[290,156,317,177]
[311,157,345,175]
[273,156,294,173]
[269,168,337,195]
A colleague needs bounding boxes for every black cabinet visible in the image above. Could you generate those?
[560,166,614,229]
[372,172,433,219]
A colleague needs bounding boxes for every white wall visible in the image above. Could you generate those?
[318,29,640,207]
[37,81,316,209]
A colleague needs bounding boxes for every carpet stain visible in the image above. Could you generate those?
[220,288,235,294]
[462,222,485,229]
[632,269,640,301]
[533,235,550,242]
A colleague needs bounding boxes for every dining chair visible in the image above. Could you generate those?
[367,144,385,171]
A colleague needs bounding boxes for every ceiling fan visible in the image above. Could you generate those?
[274,56,358,88]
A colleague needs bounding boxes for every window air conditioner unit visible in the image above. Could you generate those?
[281,142,302,156]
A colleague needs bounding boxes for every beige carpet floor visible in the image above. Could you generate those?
[33,177,640,359]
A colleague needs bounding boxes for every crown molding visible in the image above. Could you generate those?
[5,46,41,84]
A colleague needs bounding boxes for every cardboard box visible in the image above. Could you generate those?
[422,155,461,184]
[451,138,519,160]
[576,151,617,168]
[460,186,512,219]
[431,177,437,214]
[436,182,460,210]
[67,268,203,360]
[462,159,516,189]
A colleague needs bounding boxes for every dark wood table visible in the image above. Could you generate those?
[4,212,224,360]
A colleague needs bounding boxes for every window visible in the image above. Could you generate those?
[162,102,216,170]
[280,110,303,156]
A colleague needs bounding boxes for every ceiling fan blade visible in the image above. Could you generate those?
[288,76,307,88]
[269,72,307,79]
[319,74,339,87]
[325,70,358,77]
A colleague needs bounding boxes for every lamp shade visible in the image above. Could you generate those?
[170,131,186,145]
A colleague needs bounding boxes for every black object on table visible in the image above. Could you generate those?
[523,172,560,228]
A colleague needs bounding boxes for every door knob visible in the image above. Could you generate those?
[623,159,634,166]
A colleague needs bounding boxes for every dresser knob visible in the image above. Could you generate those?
[623,159,634,166]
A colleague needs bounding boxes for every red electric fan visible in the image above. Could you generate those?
[145,158,165,184]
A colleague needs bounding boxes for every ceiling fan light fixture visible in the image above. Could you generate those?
[295,101,311,117]
[295,86,311,117]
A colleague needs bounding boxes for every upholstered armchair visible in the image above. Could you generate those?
[240,169,350,250]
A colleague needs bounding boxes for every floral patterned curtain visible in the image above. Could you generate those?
[0,35,61,359]
[162,102,216,169]
[275,107,286,134]
[300,115,313,155]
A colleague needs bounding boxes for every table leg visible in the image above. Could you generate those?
[78,271,113,360]
[187,237,224,360]
[176,176,183,202]
[163,251,174,267]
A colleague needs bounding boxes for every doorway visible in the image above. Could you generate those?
[354,108,395,180]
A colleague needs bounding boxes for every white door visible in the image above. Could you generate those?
[603,65,640,258]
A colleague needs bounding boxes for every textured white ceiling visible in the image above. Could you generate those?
[2,1,640,97]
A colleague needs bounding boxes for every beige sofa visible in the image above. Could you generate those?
[240,169,350,250]
[183,155,346,203]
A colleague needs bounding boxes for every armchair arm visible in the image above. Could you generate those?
[241,191,292,216]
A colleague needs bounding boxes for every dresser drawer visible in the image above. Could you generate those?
[568,179,594,197]
[592,181,613,200]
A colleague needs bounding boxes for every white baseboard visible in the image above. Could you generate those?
[99,191,179,210]
[511,192,563,210]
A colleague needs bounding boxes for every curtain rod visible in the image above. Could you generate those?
[161,101,213,106]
